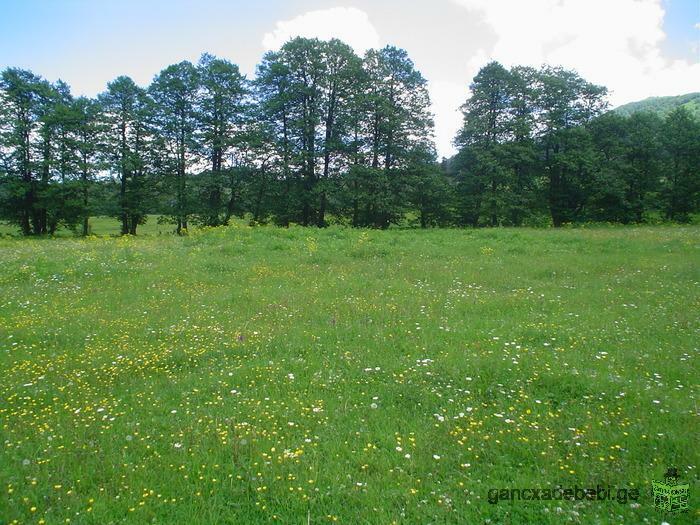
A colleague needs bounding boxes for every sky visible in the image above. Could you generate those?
[1,0,698,158]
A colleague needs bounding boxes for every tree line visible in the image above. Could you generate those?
[451,62,699,226]
[1,38,698,235]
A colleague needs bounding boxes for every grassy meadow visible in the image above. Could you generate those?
[0,223,698,524]
[0,216,180,238]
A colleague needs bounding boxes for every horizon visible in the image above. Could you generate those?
[1,0,699,157]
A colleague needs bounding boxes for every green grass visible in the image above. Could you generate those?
[0,225,698,524]
[0,216,181,237]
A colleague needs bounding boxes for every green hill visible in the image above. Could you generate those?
[614,92,700,119]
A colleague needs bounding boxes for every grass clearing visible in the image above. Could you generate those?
[0,225,698,523]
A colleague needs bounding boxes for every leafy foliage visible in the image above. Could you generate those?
[1,49,698,235]
[451,62,699,226]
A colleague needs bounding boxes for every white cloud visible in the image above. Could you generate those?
[427,49,491,158]
[450,0,700,108]
[262,7,381,55]
[428,80,466,158]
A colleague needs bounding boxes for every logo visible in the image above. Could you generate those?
[652,467,690,514]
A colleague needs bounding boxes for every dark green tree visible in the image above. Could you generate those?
[660,107,700,221]
[316,39,363,226]
[41,80,89,234]
[534,66,608,226]
[72,97,103,235]
[408,161,455,227]
[254,47,300,225]
[0,68,54,234]
[453,62,540,226]
[150,61,199,234]
[196,53,247,226]
[453,61,512,226]
[625,112,664,222]
[255,38,367,226]
[99,76,153,234]
[281,38,325,226]
[359,46,434,227]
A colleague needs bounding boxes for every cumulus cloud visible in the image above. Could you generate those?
[262,7,381,55]
[450,0,700,106]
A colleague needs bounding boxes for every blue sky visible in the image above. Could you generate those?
[1,0,698,157]
[661,0,700,60]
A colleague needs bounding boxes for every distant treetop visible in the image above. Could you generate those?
[613,92,700,120]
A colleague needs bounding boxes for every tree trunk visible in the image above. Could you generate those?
[252,163,268,223]
[371,107,380,169]
[82,168,89,236]
[119,118,129,235]
[20,125,33,235]
[318,191,327,227]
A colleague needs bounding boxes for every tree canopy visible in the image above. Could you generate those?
[1,45,698,235]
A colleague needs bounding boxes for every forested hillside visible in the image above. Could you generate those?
[614,92,700,119]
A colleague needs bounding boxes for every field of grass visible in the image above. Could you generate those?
[0,216,182,238]
[0,225,698,524]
